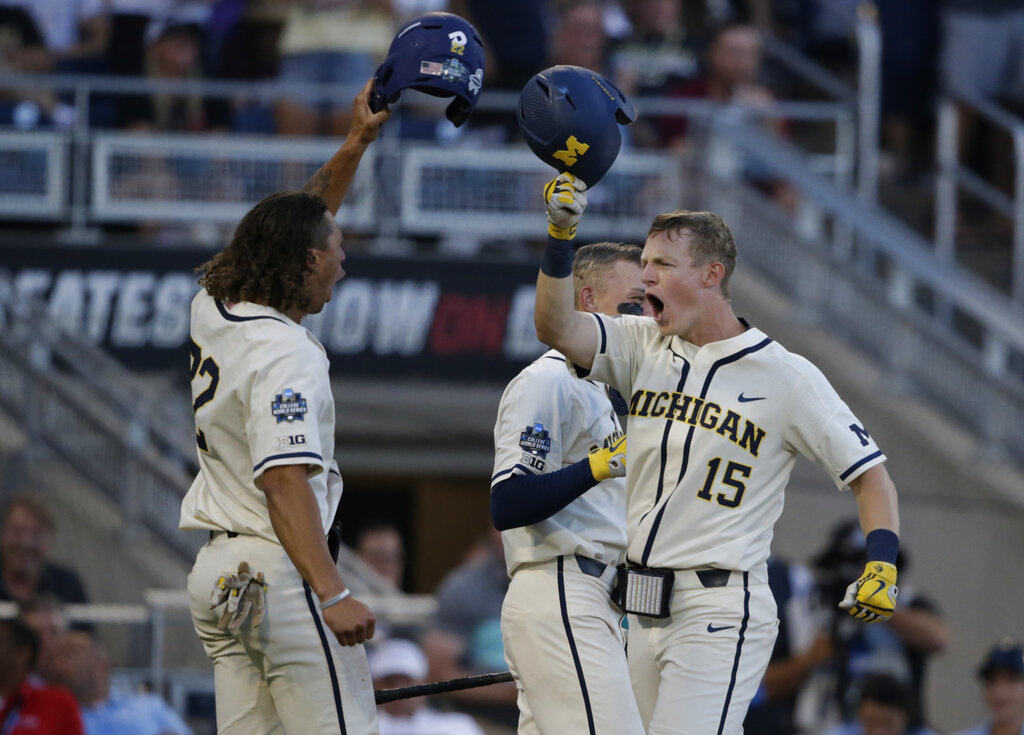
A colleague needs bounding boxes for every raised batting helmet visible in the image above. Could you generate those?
[370,12,485,127]
[517,65,636,186]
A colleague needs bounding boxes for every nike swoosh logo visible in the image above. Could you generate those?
[737,393,765,402]
[707,624,734,633]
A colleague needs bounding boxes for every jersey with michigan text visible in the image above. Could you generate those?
[568,315,885,572]
[179,290,341,540]
[492,349,627,575]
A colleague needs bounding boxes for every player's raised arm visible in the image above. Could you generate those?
[535,174,601,369]
[839,464,902,623]
[301,78,391,215]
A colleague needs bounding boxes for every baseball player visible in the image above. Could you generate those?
[491,241,648,735]
[179,80,390,735]
[531,175,902,735]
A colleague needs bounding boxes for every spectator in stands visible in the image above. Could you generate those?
[420,526,518,731]
[952,638,1024,735]
[214,0,287,134]
[275,0,394,137]
[548,0,609,74]
[0,493,89,607]
[354,519,406,590]
[609,0,702,148]
[18,594,70,684]
[811,519,950,726]
[449,0,549,140]
[662,22,797,210]
[0,617,85,735]
[117,17,228,132]
[56,630,193,735]
[370,637,486,735]
[821,673,939,735]
[0,6,65,128]
[2,0,110,72]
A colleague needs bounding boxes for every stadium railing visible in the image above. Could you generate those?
[704,115,1024,467]
[935,89,1024,310]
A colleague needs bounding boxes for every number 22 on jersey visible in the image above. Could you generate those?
[189,338,220,452]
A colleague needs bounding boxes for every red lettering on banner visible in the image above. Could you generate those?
[429,294,511,355]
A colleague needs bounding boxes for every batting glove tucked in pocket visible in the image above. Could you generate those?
[210,561,268,631]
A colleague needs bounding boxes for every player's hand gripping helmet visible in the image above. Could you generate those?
[370,12,485,127]
[517,65,636,187]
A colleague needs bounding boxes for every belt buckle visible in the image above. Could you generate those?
[618,566,674,618]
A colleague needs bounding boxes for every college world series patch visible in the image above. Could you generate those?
[272,389,307,423]
[519,423,551,458]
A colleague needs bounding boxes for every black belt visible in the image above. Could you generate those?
[209,528,340,564]
[574,554,611,578]
[695,569,731,588]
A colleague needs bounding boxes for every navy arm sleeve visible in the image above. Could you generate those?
[490,458,597,531]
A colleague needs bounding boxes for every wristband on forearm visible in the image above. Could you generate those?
[865,529,899,565]
[540,235,573,278]
[319,588,351,610]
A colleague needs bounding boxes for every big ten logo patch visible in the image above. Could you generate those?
[278,434,307,448]
[448,30,467,55]
[553,135,589,166]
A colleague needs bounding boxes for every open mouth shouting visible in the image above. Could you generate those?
[647,293,665,323]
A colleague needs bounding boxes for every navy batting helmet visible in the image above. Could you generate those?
[517,65,636,187]
[370,12,485,127]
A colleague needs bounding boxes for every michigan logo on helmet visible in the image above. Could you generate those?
[370,12,485,127]
[517,65,636,187]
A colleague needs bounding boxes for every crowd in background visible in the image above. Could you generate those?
[2,1,1024,734]
[3,490,1022,735]
[0,0,999,181]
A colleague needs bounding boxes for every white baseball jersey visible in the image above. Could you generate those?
[180,290,377,735]
[491,350,627,574]
[569,315,886,572]
[493,349,645,735]
[180,290,342,540]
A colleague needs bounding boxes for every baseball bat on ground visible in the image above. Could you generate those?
[374,671,514,704]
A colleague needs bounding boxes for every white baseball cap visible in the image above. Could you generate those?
[368,638,429,681]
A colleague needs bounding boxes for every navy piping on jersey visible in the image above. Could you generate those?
[302,581,347,734]
[839,451,883,481]
[544,355,566,363]
[215,299,285,324]
[253,451,322,473]
[557,556,597,735]
[717,571,751,735]
[490,463,538,485]
[594,313,607,354]
[637,359,690,536]
[641,337,773,566]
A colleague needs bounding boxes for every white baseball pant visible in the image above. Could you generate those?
[627,565,778,735]
[187,533,378,735]
[501,555,646,735]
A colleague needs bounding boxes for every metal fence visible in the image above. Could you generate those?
[705,116,1024,466]
[0,71,856,241]
[935,90,1024,309]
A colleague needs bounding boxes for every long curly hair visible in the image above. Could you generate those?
[197,192,331,314]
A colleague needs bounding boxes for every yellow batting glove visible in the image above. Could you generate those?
[839,561,898,623]
[544,173,587,240]
[588,434,626,482]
